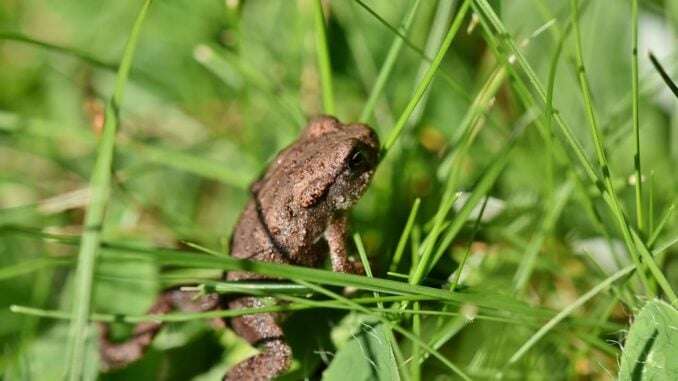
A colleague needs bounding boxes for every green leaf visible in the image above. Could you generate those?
[322,320,399,381]
[5,324,99,381]
[619,299,678,381]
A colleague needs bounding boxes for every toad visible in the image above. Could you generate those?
[99,115,380,380]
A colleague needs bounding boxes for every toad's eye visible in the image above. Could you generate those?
[348,149,370,173]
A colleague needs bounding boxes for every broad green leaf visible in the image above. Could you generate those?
[4,324,99,381]
[322,320,399,381]
[619,299,678,381]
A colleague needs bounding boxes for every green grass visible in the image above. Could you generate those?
[65,1,153,379]
[1,0,677,380]
[314,0,335,115]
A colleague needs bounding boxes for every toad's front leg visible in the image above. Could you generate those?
[325,214,364,275]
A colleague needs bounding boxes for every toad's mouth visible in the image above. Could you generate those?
[334,171,374,210]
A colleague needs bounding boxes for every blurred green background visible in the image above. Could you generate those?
[1,0,677,380]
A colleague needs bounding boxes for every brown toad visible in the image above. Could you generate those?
[99,115,380,380]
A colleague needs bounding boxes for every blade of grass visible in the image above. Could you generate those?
[445,61,507,171]
[427,121,531,279]
[314,0,335,115]
[544,20,572,204]
[0,258,71,281]
[630,230,678,305]
[12,299,381,324]
[450,195,489,291]
[332,1,394,129]
[193,44,243,89]
[353,0,428,62]
[631,0,644,232]
[0,31,165,93]
[127,140,252,188]
[354,233,379,302]
[409,0,458,126]
[382,0,471,155]
[410,225,421,272]
[647,203,675,248]
[570,0,652,294]
[411,300,421,381]
[513,179,574,293]
[3,228,559,321]
[194,43,305,127]
[648,172,655,236]
[354,234,411,381]
[185,281,313,296]
[409,63,509,287]
[648,51,678,98]
[506,265,634,367]
[353,0,469,100]
[98,242,545,317]
[65,1,153,379]
[506,233,678,367]
[359,0,421,123]
[421,311,473,364]
[0,31,116,70]
[655,234,678,266]
[15,301,617,334]
[9,294,524,325]
[389,198,421,272]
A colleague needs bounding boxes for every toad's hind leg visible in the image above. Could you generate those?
[224,296,292,381]
[99,289,219,370]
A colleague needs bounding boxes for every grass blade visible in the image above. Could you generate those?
[631,0,644,232]
[99,242,544,317]
[353,0,469,101]
[507,233,678,366]
[410,63,509,287]
[194,43,305,127]
[0,31,116,70]
[0,258,71,281]
[314,0,335,115]
[570,0,651,294]
[359,0,421,123]
[427,124,527,279]
[333,1,395,129]
[65,1,153,379]
[648,52,678,98]
[408,0,458,126]
[630,230,678,305]
[389,198,421,272]
[354,234,411,381]
[513,179,574,293]
[450,195,489,291]
[382,0,470,154]
[411,300,421,381]
[506,265,635,367]
[648,203,675,248]
[128,140,252,188]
